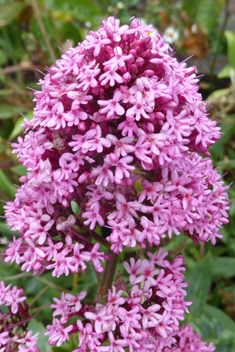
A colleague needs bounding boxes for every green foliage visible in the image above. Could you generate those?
[218,31,235,82]
[212,257,235,278]
[183,0,224,32]
[0,2,25,27]
[0,169,16,198]
[0,104,29,119]
[45,0,102,26]
[204,304,235,332]
[28,319,51,351]
[185,253,213,316]
[209,116,235,160]
[224,31,235,70]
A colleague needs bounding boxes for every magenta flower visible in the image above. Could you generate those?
[98,90,125,120]
[45,318,73,346]
[0,281,39,352]
[82,202,105,230]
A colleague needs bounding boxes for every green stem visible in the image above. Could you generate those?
[0,272,28,281]
[28,286,49,307]
[31,0,57,63]
[101,250,119,291]
[209,0,230,89]
[33,275,70,293]
[0,273,70,293]
[29,304,51,314]
[92,231,111,249]
[93,265,103,291]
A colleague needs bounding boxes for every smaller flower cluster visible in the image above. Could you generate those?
[163,325,216,352]
[4,234,109,277]
[45,249,204,351]
[0,281,39,352]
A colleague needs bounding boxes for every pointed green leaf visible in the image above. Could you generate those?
[195,0,220,32]
[0,221,18,238]
[28,319,51,351]
[10,164,27,177]
[218,65,231,79]
[9,110,33,140]
[0,104,29,120]
[0,169,16,198]
[0,2,25,27]
[217,159,235,168]
[0,49,7,65]
[206,88,229,101]
[224,31,235,69]
[212,257,235,278]
[204,304,235,332]
[46,0,102,25]
[185,253,213,315]
[209,115,235,159]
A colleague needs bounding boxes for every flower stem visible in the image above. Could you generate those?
[31,0,57,63]
[209,0,230,89]
[28,286,49,307]
[91,230,111,249]
[101,250,119,291]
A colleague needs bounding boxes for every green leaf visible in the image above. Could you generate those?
[209,115,235,159]
[204,304,235,332]
[0,104,29,120]
[0,49,7,65]
[0,169,16,198]
[206,88,229,101]
[71,200,79,215]
[59,22,83,44]
[0,221,18,238]
[183,0,223,32]
[224,31,235,69]
[212,257,235,278]
[0,2,25,27]
[0,89,13,96]
[28,319,51,351]
[29,11,60,57]
[52,337,77,352]
[10,164,27,177]
[46,0,102,25]
[218,65,231,79]
[26,277,44,295]
[185,253,213,316]
[9,110,33,140]
[195,0,220,32]
[217,159,235,168]
[182,0,199,19]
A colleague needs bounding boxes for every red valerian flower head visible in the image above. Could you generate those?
[4,16,229,276]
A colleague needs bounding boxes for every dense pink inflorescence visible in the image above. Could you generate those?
[45,250,214,352]
[0,281,39,352]
[4,16,229,276]
[163,324,216,352]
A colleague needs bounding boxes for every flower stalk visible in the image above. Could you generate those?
[100,250,119,292]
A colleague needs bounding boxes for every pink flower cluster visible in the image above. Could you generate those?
[163,325,215,352]
[45,249,214,351]
[4,16,229,276]
[0,281,39,352]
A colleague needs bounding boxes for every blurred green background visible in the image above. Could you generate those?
[0,0,235,351]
